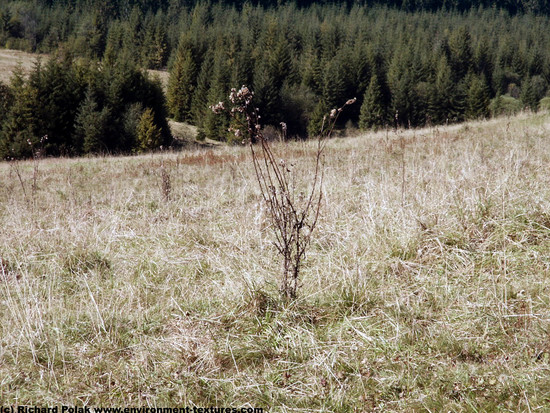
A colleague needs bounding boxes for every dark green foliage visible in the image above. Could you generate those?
[136,108,162,152]
[0,68,39,158]
[74,89,111,153]
[359,73,387,130]
[0,81,13,123]
[466,75,491,119]
[489,94,522,117]
[200,49,231,141]
[253,21,293,127]
[0,56,170,159]
[521,76,540,111]
[448,27,473,82]
[429,56,462,124]
[167,35,198,122]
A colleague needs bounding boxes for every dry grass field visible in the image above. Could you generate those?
[0,49,49,83]
[1,111,550,411]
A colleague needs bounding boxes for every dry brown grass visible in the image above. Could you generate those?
[0,49,49,83]
[1,112,550,410]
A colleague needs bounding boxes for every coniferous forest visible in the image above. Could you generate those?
[1,0,550,157]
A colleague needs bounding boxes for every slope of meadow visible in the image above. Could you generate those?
[1,113,550,410]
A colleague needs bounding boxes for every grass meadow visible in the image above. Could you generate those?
[2,112,550,411]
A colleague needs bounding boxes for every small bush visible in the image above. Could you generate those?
[489,95,523,117]
[539,96,550,111]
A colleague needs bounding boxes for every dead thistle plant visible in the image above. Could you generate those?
[160,161,172,202]
[8,134,47,207]
[213,86,355,300]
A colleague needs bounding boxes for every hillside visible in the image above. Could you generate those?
[1,112,550,409]
[2,1,550,150]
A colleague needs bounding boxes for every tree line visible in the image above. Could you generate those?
[165,4,550,138]
[0,55,169,158]
[1,0,550,156]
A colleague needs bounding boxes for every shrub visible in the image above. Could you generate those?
[489,95,523,117]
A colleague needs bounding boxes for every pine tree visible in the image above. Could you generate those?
[321,56,347,114]
[429,55,458,124]
[167,35,198,122]
[307,100,329,137]
[74,89,111,154]
[474,40,493,88]
[103,22,124,66]
[466,75,491,120]
[136,107,162,152]
[201,48,230,141]
[359,73,386,130]
[0,82,13,124]
[191,51,214,133]
[253,23,292,126]
[0,79,38,159]
[521,76,539,112]
[448,26,473,82]
[141,17,169,69]
[387,49,412,127]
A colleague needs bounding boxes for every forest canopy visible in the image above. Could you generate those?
[1,0,550,156]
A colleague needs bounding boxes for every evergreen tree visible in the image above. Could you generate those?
[136,107,162,152]
[359,73,386,130]
[307,99,329,137]
[387,49,412,127]
[201,48,230,141]
[0,77,38,159]
[521,76,539,111]
[321,55,348,115]
[448,26,473,82]
[31,57,84,155]
[141,17,169,69]
[253,22,292,126]
[429,55,460,123]
[0,82,13,123]
[167,35,198,122]
[302,50,323,96]
[74,89,111,154]
[474,40,493,91]
[191,51,214,133]
[466,74,491,119]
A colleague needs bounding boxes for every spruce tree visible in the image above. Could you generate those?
[521,77,539,112]
[321,56,348,115]
[0,82,37,159]
[167,35,198,122]
[0,82,13,124]
[307,100,329,137]
[429,55,455,124]
[359,73,386,130]
[136,107,162,152]
[448,26,473,82]
[466,75,491,120]
[201,48,230,141]
[74,89,111,154]
[253,24,292,126]
[191,51,214,134]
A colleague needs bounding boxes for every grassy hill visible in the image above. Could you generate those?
[1,111,550,410]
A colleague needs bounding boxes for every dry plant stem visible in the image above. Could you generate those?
[160,161,172,202]
[9,160,29,203]
[222,86,355,300]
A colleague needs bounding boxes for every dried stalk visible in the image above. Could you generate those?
[213,87,355,300]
